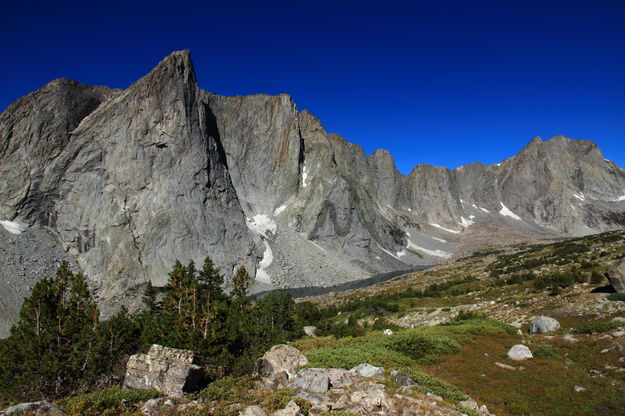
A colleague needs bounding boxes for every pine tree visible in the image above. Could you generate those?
[141,281,160,314]
[0,262,102,400]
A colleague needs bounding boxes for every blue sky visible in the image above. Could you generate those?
[1,0,623,174]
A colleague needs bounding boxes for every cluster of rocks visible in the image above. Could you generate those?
[130,344,495,416]
[250,345,494,416]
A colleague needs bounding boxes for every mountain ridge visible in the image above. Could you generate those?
[1,50,624,334]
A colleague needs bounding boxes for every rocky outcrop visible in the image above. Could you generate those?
[1,50,625,323]
[607,257,625,292]
[124,344,204,398]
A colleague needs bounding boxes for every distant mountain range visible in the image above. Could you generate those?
[1,50,624,330]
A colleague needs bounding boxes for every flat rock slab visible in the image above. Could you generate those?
[290,369,331,393]
[350,363,384,379]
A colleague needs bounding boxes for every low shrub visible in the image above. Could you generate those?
[60,386,160,416]
[533,344,557,358]
[607,293,625,302]
[261,389,311,415]
[195,375,255,403]
[572,321,622,334]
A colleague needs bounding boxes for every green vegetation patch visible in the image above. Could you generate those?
[572,320,623,334]
[294,317,513,401]
[59,386,160,416]
[261,389,311,415]
[608,293,625,302]
[195,375,255,403]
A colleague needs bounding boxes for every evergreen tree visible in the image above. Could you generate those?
[0,263,101,400]
[141,281,160,314]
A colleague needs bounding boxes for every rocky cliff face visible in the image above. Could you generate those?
[1,50,624,330]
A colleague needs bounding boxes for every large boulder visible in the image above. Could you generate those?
[349,363,384,379]
[124,344,204,398]
[256,345,308,379]
[529,316,560,333]
[0,401,64,415]
[507,344,533,361]
[607,258,625,292]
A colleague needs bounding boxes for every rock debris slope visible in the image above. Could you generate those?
[1,50,625,327]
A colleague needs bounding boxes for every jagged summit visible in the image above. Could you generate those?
[1,50,624,335]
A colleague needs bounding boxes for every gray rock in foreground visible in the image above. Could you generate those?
[607,257,625,292]
[530,316,560,333]
[256,344,308,379]
[0,401,64,415]
[507,344,533,361]
[350,363,385,379]
[124,344,204,398]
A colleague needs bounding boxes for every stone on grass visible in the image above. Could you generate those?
[383,329,393,336]
[607,258,625,292]
[272,400,302,416]
[349,363,384,379]
[529,316,560,333]
[574,386,587,392]
[256,345,308,379]
[124,344,204,398]
[303,326,317,337]
[612,331,625,337]
[507,344,533,361]
[390,370,414,386]
[612,317,625,323]
[562,334,578,342]
[241,405,269,416]
[0,401,64,415]
[495,362,517,371]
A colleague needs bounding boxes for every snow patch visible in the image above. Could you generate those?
[613,195,625,202]
[274,204,288,216]
[479,207,490,213]
[429,223,461,234]
[0,220,25,235]
[459,216,475,228]
[309,240,326,252]
[378,244,401,260]
[302,164,309,188]
[246,214,277,237]
[407,240,452,259]
[572,192,586,201]
[408,208,412,212]
[499,203,522,220]
[432,236,447,243]
[406,232,411,237]
[255,241,273,283]
[396,249,406,258]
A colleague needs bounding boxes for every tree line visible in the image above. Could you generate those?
[0,259,300,403]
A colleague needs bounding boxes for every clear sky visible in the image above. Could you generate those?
[1,0,623,174]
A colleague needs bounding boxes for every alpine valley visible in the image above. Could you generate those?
[1,50,625,335]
